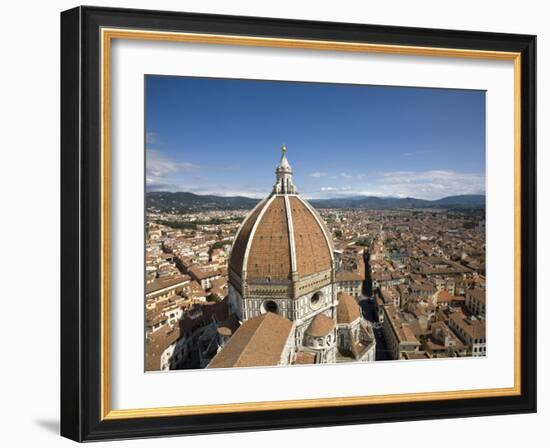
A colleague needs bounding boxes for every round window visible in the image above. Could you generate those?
[262,300,278,314]
[310,293,322,309]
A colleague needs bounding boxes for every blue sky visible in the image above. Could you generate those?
[145,76,485,200]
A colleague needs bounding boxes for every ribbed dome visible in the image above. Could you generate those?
[306,313,335,337]
[229,194,333,282]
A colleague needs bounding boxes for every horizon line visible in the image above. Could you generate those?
[145,190,486,202]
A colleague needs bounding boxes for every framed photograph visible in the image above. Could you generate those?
[60,6,536,441]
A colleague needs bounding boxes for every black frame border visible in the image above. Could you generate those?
[60,6,536,442]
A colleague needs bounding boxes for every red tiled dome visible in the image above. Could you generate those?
[229,195,333,282]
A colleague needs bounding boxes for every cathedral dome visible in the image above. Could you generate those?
[229,146,334,286]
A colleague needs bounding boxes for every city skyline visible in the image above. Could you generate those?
[145,76,486,200]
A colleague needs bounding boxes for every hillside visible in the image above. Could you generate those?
[146,191,485,212]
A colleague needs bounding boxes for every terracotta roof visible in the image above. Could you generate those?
[210,276,228,290]
[229,195,332,282]
[188,265,221,281]
[145,324,181,371]
[294,351,316,365]
[435,289,453,303]
[336,267,364,282]
[146,274,190,295]
[306,313,335,337]
[411,281,436,292]
[372,271,391,282]
[207,313,293,368]
[337,292,361,324]
[188,280,207,298]
[228,199,267,276]
[425,321,465,351]
[449,312,486,339]
[384,305,420,344]
[289,196,332,278]
[381,286,399,302]
[247,197,292,280]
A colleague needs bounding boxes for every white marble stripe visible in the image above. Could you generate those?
[283,194,298,275]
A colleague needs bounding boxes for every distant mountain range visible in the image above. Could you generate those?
[147,191,259,212]
[146,191,485,212]
[311,194,486,209]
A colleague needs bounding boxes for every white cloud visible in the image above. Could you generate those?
[378,170,483,185]
[313,172,364,180]
[145,150,202,193]
[373,170,485,198]
[145,150,485,202]
[302,186,356,199]
[339,172,365,180]
[145,178,178,191]
[145,175,267,198]
[301,170,485,200]
[146,149,199,178]
[188,186,265,198]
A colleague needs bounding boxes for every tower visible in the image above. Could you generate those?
[273,144,297,194]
